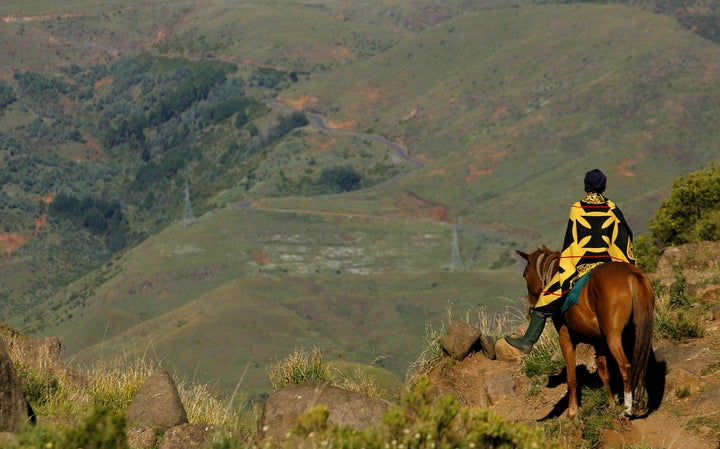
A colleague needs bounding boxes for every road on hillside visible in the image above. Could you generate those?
[237,102,530,240]
[262,99,424,168]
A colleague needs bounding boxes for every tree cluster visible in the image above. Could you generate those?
[49,193,128,251]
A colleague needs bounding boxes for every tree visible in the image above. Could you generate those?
[319,165,362,192]
[0,81,16,108]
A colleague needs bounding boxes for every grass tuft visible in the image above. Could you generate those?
[266,346,332,391]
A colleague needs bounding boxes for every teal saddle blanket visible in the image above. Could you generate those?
[561,270,593,313]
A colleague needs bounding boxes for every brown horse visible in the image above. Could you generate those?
[516,246,655,418]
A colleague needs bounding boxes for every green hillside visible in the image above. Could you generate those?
[26,205,521,398]
[0,1,719,399]
[271,4,720,236]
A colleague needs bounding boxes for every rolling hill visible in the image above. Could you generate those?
[0,1,719,399]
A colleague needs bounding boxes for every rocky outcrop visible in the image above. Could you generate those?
[0,339,33,432]
[258,380,390,443]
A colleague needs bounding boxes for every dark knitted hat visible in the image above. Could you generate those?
[584,169,606,194]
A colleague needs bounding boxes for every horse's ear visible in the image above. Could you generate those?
[516,250,529,261]
[541,244,550,252]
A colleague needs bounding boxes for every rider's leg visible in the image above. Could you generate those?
[505,308,550,354]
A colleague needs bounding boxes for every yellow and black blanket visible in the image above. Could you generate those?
[535,192,635,312]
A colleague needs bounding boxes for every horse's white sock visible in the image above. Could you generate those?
[624,391,633,415]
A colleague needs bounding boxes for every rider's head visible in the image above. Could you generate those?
[584,169,606,194]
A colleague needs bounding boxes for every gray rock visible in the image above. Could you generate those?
[159,423,214,449]
[485,372,518,404]
[126,368,188,434]
[126,426,157,449]
[479,334,497,360]
[259,380,389,442]
[440,320,481,360]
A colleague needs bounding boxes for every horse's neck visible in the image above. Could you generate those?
[536,252,560,287]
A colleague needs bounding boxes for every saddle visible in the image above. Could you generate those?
[561,270,593,313]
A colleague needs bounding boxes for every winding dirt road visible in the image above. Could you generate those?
[262,99,423,168]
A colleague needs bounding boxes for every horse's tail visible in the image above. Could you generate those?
[630,269,655,411]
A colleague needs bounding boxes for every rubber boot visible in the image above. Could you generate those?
[505,310,547,354]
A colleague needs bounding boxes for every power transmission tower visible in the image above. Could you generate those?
[182,180,195,228]
[449,225,464,271]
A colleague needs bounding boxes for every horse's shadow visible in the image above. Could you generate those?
[539,350,666,421]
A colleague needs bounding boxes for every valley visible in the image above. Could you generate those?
[0,0,718,401]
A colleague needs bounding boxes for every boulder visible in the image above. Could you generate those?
[159,423,214,449]
[0,339,33,432]
[440,320,481,360]
[126,368,187,434]
[494,338,524,361]
[126,426,157,449]
[9,335,89,390]
[479,334,497,360]
[259,380,389,442]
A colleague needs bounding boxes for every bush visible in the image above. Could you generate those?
[651,164,720,245]
[0,80,16,108]
[636,164,720,272]
[653,275,705,341]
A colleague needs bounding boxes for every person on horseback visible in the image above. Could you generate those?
[505,168,636,353]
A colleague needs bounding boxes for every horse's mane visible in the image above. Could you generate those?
[533,245,560,287]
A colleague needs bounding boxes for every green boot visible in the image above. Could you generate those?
[505,311,547,354]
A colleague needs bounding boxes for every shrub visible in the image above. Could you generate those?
[653,274,705,341]
[57,406,127,449]
[319,165,362,192]
[653,165,720,244]
[14,406,127,449]
[635,164,720,272]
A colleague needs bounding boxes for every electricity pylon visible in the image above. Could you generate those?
[182,180,195,228]
[449,225,464,271]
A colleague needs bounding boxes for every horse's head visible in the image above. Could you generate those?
[516,245,558,308]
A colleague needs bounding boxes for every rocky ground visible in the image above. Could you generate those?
[428,242,720,449]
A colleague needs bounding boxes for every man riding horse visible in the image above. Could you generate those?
[506,169,636,353]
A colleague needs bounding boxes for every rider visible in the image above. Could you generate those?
[505,169,636,354]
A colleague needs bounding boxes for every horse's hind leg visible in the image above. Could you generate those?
[606,334,632,415]
[595,353,614,404]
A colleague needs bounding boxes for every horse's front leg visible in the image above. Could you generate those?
[557,325,578,418]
